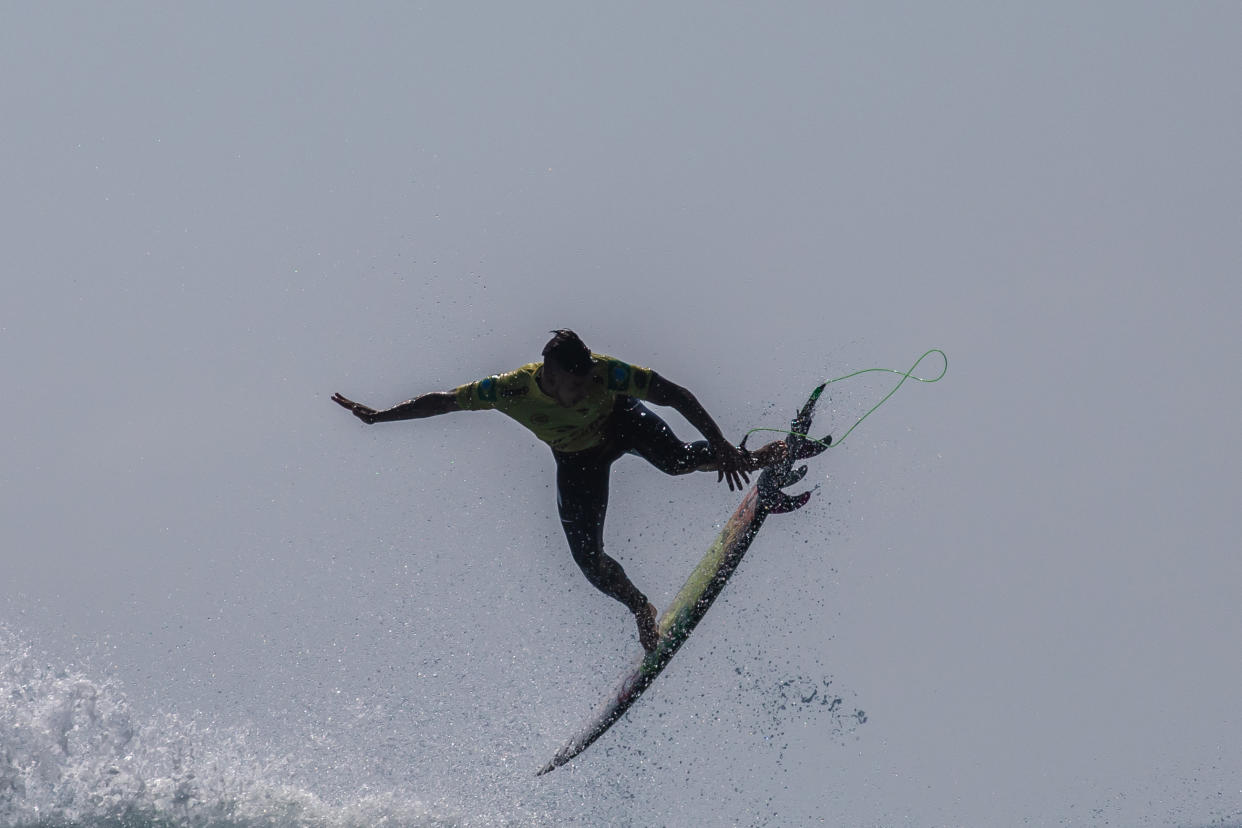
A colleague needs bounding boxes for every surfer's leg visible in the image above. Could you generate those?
[609,398,715,475]
[611,398,788,474]
[554,449,660,651]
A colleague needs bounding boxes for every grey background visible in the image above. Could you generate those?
[3,3,1239,825]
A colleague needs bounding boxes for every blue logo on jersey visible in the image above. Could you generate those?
[607,361,631,391]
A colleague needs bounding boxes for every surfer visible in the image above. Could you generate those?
[332,329,787,653]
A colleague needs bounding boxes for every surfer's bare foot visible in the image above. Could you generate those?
[744,440,789,470]
[636,602,660,653]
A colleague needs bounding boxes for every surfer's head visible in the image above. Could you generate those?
[543,329,592,375]
[541,329,593,406]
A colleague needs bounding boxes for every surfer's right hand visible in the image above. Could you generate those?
[332,393,379,425]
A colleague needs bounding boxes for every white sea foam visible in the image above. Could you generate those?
[0,626,459,828]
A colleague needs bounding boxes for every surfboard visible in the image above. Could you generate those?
[537,387,830,775]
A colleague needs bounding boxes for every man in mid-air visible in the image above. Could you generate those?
[332,329,787,652]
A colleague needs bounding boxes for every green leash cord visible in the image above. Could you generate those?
[745,348,948,450]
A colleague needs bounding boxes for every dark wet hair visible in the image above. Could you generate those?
[542,329,592,375]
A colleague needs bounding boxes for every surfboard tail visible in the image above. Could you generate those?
[758,383,829,512]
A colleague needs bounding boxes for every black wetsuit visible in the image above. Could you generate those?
[553,396,715,614]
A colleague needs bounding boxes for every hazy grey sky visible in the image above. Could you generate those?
[3,3,1240,825]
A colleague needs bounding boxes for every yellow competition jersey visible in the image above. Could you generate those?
[453,354,654,453]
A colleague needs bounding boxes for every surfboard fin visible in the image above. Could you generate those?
[768,489,813,514]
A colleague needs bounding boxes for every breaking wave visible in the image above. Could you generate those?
[0,626,458,828]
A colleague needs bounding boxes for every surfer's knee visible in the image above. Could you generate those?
[562,519,604,570]
[566,532,598,571]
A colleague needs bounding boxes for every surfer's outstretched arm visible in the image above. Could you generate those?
[332,391,459,424]
[645,373,750,490]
